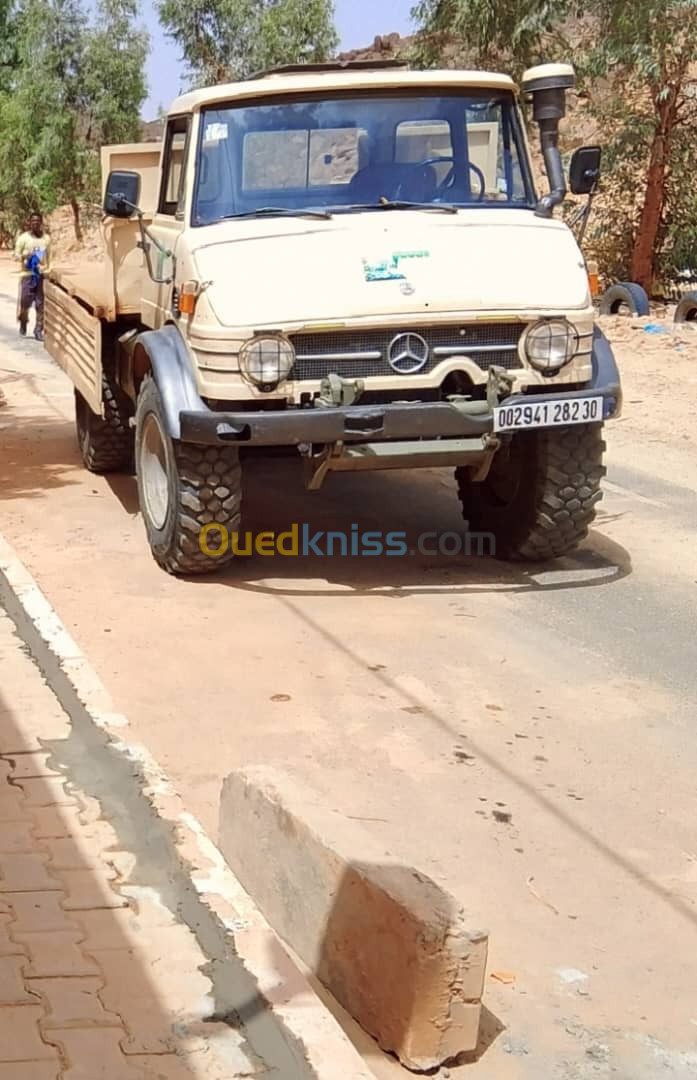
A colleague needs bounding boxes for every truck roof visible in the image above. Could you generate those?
[169,68,518,115]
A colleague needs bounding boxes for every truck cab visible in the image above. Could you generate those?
[45,60,619,575]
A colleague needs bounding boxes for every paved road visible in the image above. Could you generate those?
[0,606,267,1080]
[1,258,696,1079]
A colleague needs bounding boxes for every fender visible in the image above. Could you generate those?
[136,325,208,440]
[590,325,622,416]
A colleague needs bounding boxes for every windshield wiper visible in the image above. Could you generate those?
[334,200,458,215]
[221,206,332,221]
[380,199,459,214]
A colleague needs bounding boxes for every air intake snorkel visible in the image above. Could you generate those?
[522,63,576,218]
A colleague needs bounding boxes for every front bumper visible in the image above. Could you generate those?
[180,327,621,448]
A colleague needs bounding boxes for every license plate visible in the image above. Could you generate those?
[493,396,603,433]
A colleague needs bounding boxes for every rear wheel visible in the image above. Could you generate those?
[135,376,241,575]
[75,368,133,473]
[455,423,606,561]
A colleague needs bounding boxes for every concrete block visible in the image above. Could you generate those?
[219,766,488,1072]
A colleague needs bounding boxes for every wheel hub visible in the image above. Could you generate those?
[140,413,170,530]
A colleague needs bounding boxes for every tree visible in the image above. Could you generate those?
[0,0,18,91]
[0,0,23,238]
[411,0,697,292]
[3,0,89,235]
[81,0,148,193]
[0,0,148,241]
[157,0,338,86]
[82,0,148,146]
[411,0,573,76]
[583,1,697,290]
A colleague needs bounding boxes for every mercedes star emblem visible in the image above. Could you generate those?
[388,332,430,374]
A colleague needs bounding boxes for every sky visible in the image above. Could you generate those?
[142,0,416,119]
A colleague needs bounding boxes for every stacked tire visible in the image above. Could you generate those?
[599,282,650,318]
[674,291,697,323]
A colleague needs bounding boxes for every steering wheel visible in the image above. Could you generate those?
[417,156,486,201]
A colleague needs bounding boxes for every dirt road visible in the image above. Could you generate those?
[1,252,696,1079]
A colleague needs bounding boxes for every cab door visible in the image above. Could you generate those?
[140,116,191,329]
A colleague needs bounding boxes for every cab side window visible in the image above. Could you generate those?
[159,118,190,217]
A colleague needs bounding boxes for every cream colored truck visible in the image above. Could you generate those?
[44,60,619,575]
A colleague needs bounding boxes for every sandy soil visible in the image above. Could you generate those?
[602,311,697,441]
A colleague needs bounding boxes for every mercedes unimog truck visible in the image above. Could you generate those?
[43,60,620,575]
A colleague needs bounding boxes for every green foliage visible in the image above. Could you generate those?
[411,0,573,75]
[0,0,18,91]
[83,0,148,146]
[412,0,697,289]
[80,0,148,193]
[0,0,148,240]
[660,130,697,282]
[258,0,339,72]
[8,0,89,220]
[581,1,697,287]
[157,0,338,86]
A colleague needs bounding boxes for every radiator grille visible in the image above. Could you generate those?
[289,323,525,380]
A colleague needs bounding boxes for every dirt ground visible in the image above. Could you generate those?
[1,251,696,1079]
[602,311,697,455]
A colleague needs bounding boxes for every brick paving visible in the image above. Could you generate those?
[0,606,256,1080]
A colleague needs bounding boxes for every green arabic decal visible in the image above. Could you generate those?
[363,250,430,282]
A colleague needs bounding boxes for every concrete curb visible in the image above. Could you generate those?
[220,766,489,1072]
[0,532,376,1080]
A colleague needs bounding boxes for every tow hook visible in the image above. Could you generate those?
[446,366,514,418]
[487,365,515,411]
[315,373,365,408]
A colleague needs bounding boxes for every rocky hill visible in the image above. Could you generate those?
[338,33,410,63]
[142,118,165,142]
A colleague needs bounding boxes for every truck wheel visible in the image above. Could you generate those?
[674,290,697,323]
[75,370,134,474]
[455,423,606,561]
[599,282,650,317]
[135,376,241,576]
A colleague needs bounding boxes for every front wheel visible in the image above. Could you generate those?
[455,423,606,561]
[135,376,241,575]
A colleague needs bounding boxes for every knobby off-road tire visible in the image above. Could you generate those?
[135,376,241,576]
[75,369,134,473]
[455,423,606,561]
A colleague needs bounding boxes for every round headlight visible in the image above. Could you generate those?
[524,320,579,373]
[239,335,295,390]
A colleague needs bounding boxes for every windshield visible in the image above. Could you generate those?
[193,91,535,226]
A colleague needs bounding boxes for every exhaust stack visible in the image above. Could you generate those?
[522,63,575,218]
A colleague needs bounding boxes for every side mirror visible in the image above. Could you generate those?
[103,170,141,218]
[569,146,601,195]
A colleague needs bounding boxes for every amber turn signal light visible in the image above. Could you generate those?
[179,281,198,315]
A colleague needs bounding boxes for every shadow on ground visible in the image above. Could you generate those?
[0,373,80,500]
[0,607,306,1079]
[92,455,632,598]
[196,456,633,598]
